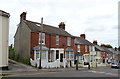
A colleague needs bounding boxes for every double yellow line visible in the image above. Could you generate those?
[0,72,57,77]
[0,75,16,77]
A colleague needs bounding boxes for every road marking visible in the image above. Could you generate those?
[1,71,58,77]
[105,73,120,76]
[89,70,120,77]
[0,75,16,77]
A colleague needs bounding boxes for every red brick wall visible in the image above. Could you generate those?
[45,34,50,48]
[46,34,74,49]
[31,32,39,60]
[74,45,90,54]
[101,52,106,58]
[30,32,75,59]
[31,32,39,48]
[81,45,90,54]
[74,45,77,53]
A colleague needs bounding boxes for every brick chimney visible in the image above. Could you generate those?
[80,34,86,39]
[59,22,65,30]
[93,40,98,45]
[20,12,26,22]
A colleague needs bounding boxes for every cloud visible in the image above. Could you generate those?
[0,0,119,47]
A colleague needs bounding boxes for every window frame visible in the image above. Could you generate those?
[36,50,40,60]
[85,45,87,52]
[67,37,71,46]
[77,45,80,52]
[42,50,47,59]
[56,35,59,45]
[39,33,45,45]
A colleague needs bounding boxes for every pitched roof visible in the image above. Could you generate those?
[74,36,93,45]
[108,48,120,55]
[24,20,72,37]
[101,47,112,54]
[94,45,105,51]
[0,10,10,17]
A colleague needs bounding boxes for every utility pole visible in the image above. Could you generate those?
[76,55,79,70]
[39,17,43,69]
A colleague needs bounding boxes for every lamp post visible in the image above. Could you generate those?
[76,54,79,70]
[39,17,43,69]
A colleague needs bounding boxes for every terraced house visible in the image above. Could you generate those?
[74,34,96,67]
[14,12,75,68]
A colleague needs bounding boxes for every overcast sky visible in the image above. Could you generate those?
[0,0,119,47]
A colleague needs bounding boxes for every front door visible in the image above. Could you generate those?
[60,53,63,62]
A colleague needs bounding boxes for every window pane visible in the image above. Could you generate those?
[66,52,69,59]
[67,37,71,46]
[56,35,59,45]
[85,45,87,52]
[77,45,80,52]
[36,51,39,59]
[70,52,74,59]
[42,51,46,59]
[39,33,45,44]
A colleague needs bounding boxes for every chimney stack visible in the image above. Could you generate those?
[20,12,26,22]
[59,22,65,30]
[93,40,98,45]
[80,34,86,39]
[114,47,117,51]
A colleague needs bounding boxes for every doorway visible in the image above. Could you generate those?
[60,53,63,62]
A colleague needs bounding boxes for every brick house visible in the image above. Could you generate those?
[101,47,113,64]
[14,12,75,68]
[93,40,107,66]
[108,48,120,63]
[74,34,96,67]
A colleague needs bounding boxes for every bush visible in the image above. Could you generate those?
[19,59,30,65]
[78,62,82,64]
[14,53,19,61]
[9,52,15,60]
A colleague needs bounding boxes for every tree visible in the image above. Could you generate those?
[101,44,113,48]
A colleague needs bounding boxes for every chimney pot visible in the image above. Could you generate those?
[114,47,117,51]
[93,40,98,45]
[80,34,86,39]
[59,22,65,30]
[20,12,26,22]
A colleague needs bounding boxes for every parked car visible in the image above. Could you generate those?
[111,60,120,69]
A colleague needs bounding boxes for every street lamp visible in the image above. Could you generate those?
[39,17,43,69]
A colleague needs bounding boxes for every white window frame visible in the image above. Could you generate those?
[66,52,74,60]
[36,50,40,60]
[90,46,95,52]
[42,51,46,59]
[70,52,74,60]
[56,35,59,45]
[92,46,95,51]
[66,52,69,59]
[39,33,45,45]
[77,45,80,52]
[67,37,71,46]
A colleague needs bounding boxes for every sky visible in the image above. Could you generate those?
[0,0,119,47]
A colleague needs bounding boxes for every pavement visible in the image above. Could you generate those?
[1,59,90,75]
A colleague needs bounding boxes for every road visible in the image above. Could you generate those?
[2,67,119,78]
[1,60,120,78]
